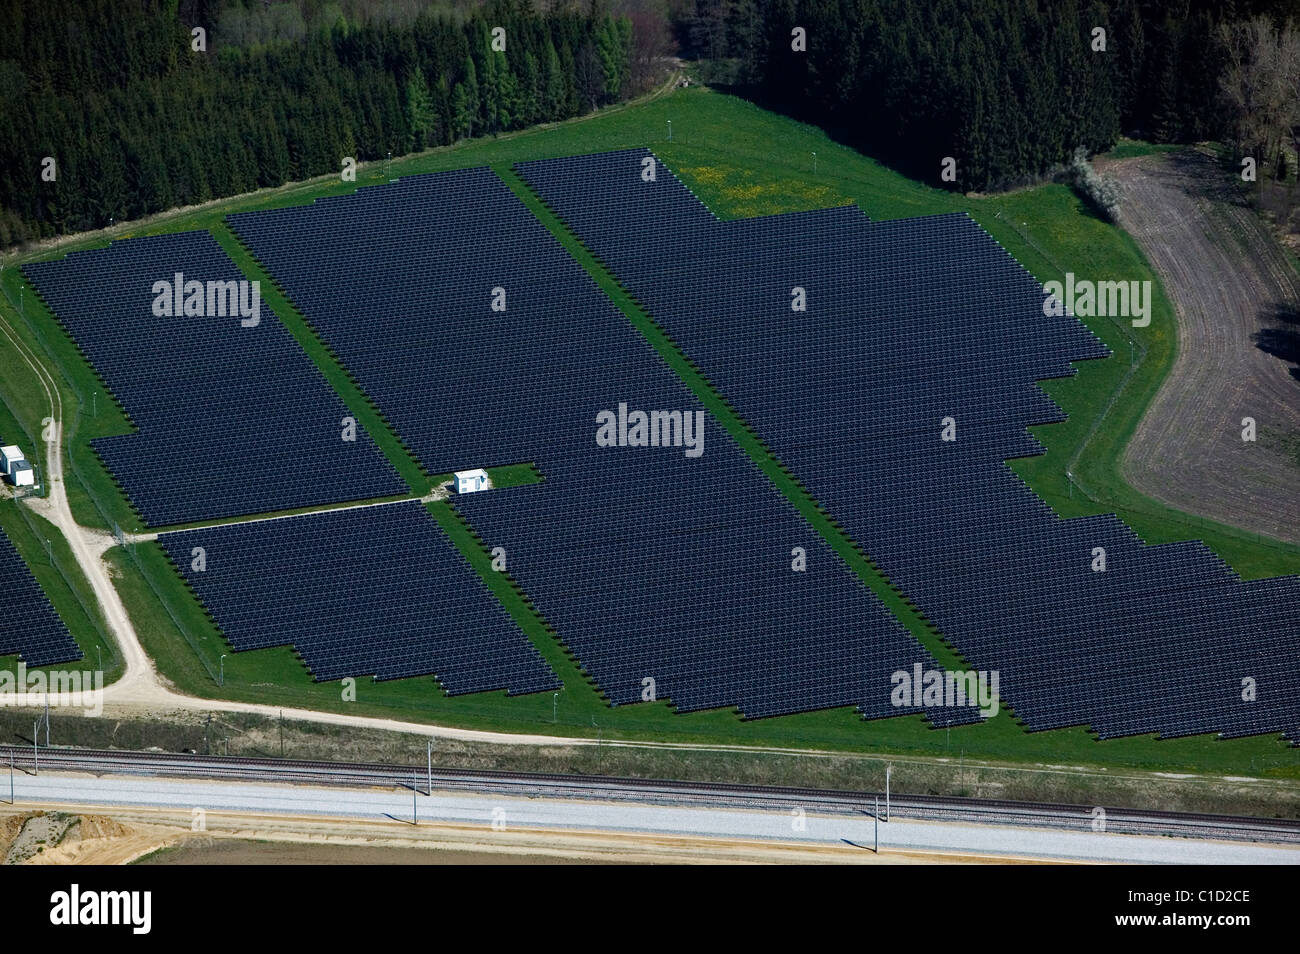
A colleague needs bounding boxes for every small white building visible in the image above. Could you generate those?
[0,445,22,473]
[1,445,33,486]
[452,468,491,494]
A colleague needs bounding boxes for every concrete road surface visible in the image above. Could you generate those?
[14,771,1299,864]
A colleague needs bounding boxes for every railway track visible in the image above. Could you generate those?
[4,745,1297,846]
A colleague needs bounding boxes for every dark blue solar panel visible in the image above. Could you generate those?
[517,148,1300,744]
[22,232,405,527]
[157,501,558,694]
[0,528,82,666]
[229,169,981,725]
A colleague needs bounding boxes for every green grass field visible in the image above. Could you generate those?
[2,84,1298,781]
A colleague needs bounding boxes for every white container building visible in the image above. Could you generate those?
[1,444,34,485]
[452,468,491,494]
[0,444,23,476]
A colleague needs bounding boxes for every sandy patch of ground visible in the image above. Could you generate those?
[0,809,182,865]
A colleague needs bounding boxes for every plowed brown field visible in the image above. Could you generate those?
[1107,150,1300,544]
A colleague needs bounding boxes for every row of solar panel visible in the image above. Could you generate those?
[515,148,1300,744]
[158,501,559,693]
[0,528,82,666]
[21,148,1297,740]
[22,226,565,693]
[22,232,405,527]
[228,167,984,723]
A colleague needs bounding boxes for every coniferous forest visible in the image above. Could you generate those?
[676,0,1300,191]
[3,0,1298,246]
[0,0,637,246]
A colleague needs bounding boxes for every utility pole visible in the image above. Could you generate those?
[219,654,226,687]
[279,709,284,758]
[666,119,672,141]
[426,738,432,796]
[886,764,891,822]
[874,796,880,853]
[44,698,49,747]
[33,720,38,776]
[552,692,558,723]
[412,774,418,825]
[9,751,13,804]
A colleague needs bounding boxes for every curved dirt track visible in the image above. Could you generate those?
[1108,150,1300,544]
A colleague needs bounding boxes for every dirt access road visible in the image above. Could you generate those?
[1105,149,1300,544]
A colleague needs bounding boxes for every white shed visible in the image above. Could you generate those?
[9,461,33,487]
[452,468,491,494]
[0,445,23,474]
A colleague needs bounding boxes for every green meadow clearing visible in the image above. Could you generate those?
[2,83,1298,783]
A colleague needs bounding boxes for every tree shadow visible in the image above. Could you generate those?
[1159,149,1248,207]
[1254,301,1300,382]
[711,83,949,193]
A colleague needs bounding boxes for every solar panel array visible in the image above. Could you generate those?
[231,169,634,476]
[518,148,1300,743]
[0,527,82,666]
[22,232,405,527]
[158,501,558,693]
[230,169,981,724]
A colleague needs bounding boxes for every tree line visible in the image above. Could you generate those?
[672,0,1300,192]
[0,0,638,247]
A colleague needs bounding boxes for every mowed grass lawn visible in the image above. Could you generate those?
[2,84,1298,779]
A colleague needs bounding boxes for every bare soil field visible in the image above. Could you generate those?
[136,839,609,865]
[1105,149,1300,544]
